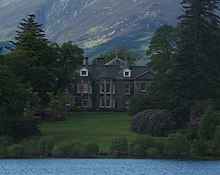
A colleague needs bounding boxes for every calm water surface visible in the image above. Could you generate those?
[0,159,219,175]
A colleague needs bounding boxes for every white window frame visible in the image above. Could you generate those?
[77,84,81,93]
[100,84,104,94]
[100,99,105,108]
[125,84,130,94]
[83,99,88,107]
[106,84,111,94]
[141,83,147,92]
[106,99,111,108]
[80,68,88,77]
[113,84,116,94]
[123,69,131,77]
[89,84,92,94]
[84,84,88,93]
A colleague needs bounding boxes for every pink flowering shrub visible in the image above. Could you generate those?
[131,109,173,136]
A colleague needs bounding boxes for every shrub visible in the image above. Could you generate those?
[52,142,73,157]
[210,126,220,156]
[42,108,66,121]
[38,137,55,157]
[199,109,220,140]
[0,136,14,157]
[129,91,152,116]
[7,144,25,157]
[131,109,173,136]
[82,143,99,157]
[130,135,156,157]
[164,133,190,158]
[110,138,128,156]
[145,147,160,157]
[190,140,208,156]
[8,118,41,138]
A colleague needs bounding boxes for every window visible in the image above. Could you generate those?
[125,84,130,94]
[113,99,116,108]
[106,99,111,108]
[106,84,111,94]
[113,84,116,94]
[80,68,88,76]
[141,83,146,92]
[100,84,104,94]
[100,99,105,107]
[77,84,81,93]
[125,100,130,108]
[83,99,88,107]
[123,69,131,77]
[89,85,92,94]
[84,84,88,93]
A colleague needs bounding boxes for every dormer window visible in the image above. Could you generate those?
[80,68,88,77]
[123,69,131,77]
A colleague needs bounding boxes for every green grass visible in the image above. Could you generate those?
[40,112,137,150]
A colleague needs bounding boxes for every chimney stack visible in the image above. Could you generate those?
[83,57,88,66]
[125,58,131,68]
[96,57,105,66]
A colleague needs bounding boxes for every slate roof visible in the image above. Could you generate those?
[77,58,152,80]
[105,58,126,66]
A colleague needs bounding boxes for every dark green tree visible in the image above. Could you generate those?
[49,41,84,92]
[7,14,60,104]
[171,0,220,120]
[146,25,180,111]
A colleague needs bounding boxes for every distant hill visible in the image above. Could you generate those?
[0,0,182,58]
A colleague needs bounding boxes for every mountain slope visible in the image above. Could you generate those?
[0,0,182,57]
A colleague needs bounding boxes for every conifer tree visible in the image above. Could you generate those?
[7,14,54,104]
[168,0,220,120]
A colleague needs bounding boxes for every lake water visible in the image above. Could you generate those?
[0,159,220,175]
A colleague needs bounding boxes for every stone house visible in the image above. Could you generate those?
[73,57,153,110]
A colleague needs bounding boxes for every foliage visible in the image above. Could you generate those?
[110,138,128,156]
[42,108,66,121]
[0,136,14,157]
[81,142,99,157]
[38,136,55,157]
[145,147,160,157]
[131,109,174,136]
[168,0,220,120]
[47,92,70,112]
[49,41,84,92]
[7,144,25,157]
[128,91,153,116]
[52,140,99,157]
[164,133,190,158]
[199,109,220,140]
[211,126,220,156]
[130,135,156,157]
[8,118,41,138]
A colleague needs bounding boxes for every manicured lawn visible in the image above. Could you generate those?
[40,112,137,149]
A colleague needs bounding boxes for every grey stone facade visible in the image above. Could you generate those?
[73,57,153,110]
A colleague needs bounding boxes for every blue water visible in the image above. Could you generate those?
[0,159,219,175]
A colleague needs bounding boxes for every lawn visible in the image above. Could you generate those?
[40,112,137,150]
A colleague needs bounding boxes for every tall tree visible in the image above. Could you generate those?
[168,0,220,120]
[146,25,180,111]
[49,41,84,92]
[7,14,56,104]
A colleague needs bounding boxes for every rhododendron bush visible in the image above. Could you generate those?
[131,109,173,136]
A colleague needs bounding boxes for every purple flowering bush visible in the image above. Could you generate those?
[131,109,173,136]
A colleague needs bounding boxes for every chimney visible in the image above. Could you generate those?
[125,59,131,68]
[96,57,105,66]
[83,57,88,66]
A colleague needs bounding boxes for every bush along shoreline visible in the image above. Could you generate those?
[1,134,220,160]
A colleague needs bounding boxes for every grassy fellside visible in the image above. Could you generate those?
[40,112,137,150]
